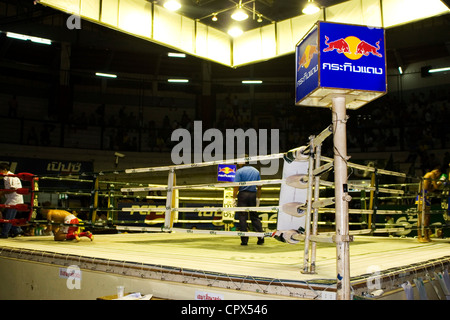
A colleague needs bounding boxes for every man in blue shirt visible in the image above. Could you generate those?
[233,157,264,245]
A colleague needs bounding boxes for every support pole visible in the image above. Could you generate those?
[91,176,99,223]
[331,96,351,300]
[30,177,39,221]
[302,135,315,273]
[421,180,426,238]
[310,143,322,273]
[165,169,175,229]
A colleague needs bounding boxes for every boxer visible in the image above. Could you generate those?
[41,207,93,242]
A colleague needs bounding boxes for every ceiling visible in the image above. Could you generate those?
[0,0,449,90]
[152,0,349,33]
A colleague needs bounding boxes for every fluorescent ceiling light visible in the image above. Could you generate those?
[168,79,189,83]
[6,32,52,45]
[302,0,320,15]
[95,72,117,78]
[429,67,450,73]
[398,66,403,74]
[231,7,248,21]
[228,26,243,38]
[164,0,181,11]
[242,80,263,84]
[168,52,186,58]
[6,32,28,41]
[30,37,52,45]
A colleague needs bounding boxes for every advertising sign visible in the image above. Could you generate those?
[295,21,387,109]
[295,25,319,104]
[320,22,386,92]
[217,164,236,182]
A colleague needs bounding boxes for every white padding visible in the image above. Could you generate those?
[282,202,307,218]
[294,146,310,161]
[277,158,308,231]
[285,174,309,189]
[284,146,309,163]
[282,229,301,244]
[272,229,302,244]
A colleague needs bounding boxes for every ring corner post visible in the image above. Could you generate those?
[331,95,351,300]
[91,175,99,224]
[164,169,176,231]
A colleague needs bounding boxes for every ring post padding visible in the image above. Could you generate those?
[281,202,307,217]
[285,174,309,189]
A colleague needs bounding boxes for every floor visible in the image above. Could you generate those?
[1,232,449,283]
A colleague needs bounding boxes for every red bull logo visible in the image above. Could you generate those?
[298,44,318,71]
[323,35,382,59]
[218,166,236,175]
[217,164,237,182]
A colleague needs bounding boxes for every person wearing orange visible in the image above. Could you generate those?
[41,207,93,242]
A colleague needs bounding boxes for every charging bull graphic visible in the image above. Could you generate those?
[298,45,318,71]
[356,40,382,57]
[323,36,351,54]
[323,35,382,59]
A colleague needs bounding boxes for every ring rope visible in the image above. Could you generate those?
[120,179,284,193]
[124,153,285,174]
[121,206,279,213]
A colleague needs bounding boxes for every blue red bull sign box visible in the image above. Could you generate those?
[217,164,236,182]
[295,21,387,109]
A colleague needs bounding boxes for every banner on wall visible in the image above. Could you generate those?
[0,156,93,176]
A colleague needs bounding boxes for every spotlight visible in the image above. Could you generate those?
[212,13,218,21]
[228,26,243,38]
[164,0,181,11]
[231,5,248,21]
[302,0,320,15]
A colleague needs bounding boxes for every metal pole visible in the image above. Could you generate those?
[165,169,175,229]
[331,96,351,300]
[421,179,426,238]
[310,143,322,273]
[302,135,315,273]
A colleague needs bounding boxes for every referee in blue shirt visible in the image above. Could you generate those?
[233,156,264,245]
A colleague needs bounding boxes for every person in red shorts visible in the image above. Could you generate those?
[41,206,93,242]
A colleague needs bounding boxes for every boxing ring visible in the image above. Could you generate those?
[1,20,449,299]
[1,124,450,300]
